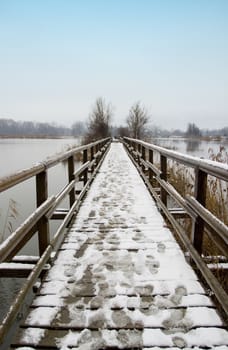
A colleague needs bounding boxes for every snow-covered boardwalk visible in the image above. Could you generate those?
[12,142,228,349]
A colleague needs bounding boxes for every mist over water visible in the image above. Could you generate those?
[152,137,228,159]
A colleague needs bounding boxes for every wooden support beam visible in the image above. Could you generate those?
[148,149,153,184]
[0,262,50,278]
[83,149,88,186]
[36,171,50,256]
[160,155,167,207]
[191,168,207,255]
[68,155,75,207]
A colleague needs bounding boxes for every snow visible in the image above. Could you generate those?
[19,328,45,345]
[208,263,228,269]
[12,255,39,262]
[15,348,36,350]
[32,295,65,307]
[31,293,212,309]
[24,307,59,326]
[0,262,35,269]
[145,348,228,350]
[143,328,228,347]
[55,330,80,348]
[15,142,228,349]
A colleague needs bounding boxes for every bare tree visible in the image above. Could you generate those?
[126,102,150,139]
[71,121,85,137]
[186,123,201,138]
[116,126,130,138]
[84,97,113,142]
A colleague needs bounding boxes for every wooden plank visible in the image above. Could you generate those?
[11,327,228,348]
[169,208,189,218]
[51,209,68,220]
[12,255,39,263]
[11,328,141,348]
[31,293,213,308]
[22,306,224,329]
[0,262,34,277]
[38,279,205,297]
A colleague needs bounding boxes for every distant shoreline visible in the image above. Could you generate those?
[0,135,76,139]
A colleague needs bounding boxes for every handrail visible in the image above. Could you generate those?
[123,137,228,319]
[0,138,110,193]
[0,196,55,262]
[124,137,228,181]
[0,137,111,347]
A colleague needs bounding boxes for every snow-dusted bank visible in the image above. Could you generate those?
[12,142,228,349]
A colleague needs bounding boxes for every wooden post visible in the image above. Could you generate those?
[83,149,88,185]
[142,146,146,172]
[160,155,167,206]
[130,140,134,156]
[130,140,133,153]
[36,171,50,256]
[138,143,141,166]
[91,146,94,173]
[68,155,75,207]
[191,168,207,254]
[149,149,153,184]
[132,141,136,160]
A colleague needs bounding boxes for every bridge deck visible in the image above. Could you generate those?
[12,142,228,349]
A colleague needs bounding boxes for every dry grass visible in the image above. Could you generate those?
[0,199,19,243]
[166,148,228,294]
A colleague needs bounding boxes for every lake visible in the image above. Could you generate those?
[0,138,81,245]
[0,136,227,321]
[0,138,80,321]
[151,137,228,160]
[0,137,80,177]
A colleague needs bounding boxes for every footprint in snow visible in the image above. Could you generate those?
[157,242,166,253]
[90,295,104,309]
[112,310,132,328]
[172,336,187,348]
[89,310,106,328]
[170,285,187,305]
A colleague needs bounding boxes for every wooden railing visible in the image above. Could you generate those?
[123,137,228,319]
[0,137,111,345]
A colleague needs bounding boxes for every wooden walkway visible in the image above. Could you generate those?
[11,142,228,349]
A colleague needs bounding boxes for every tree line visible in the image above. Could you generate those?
[82,98,228,142]
[83,98,150,143]
[1,98,227,140]
[0,98,150,140]
[0,119,85,137]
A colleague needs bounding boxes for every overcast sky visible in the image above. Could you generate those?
[0,0,227,130]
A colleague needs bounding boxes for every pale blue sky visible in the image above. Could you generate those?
[0,0,227,130]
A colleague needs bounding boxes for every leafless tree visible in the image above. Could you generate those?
[0,118,71,136]
[84,97,113,142]
[116,126,130,138]
[71,121,85,137]
[186,123,201,138]
[126,101,150,139]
